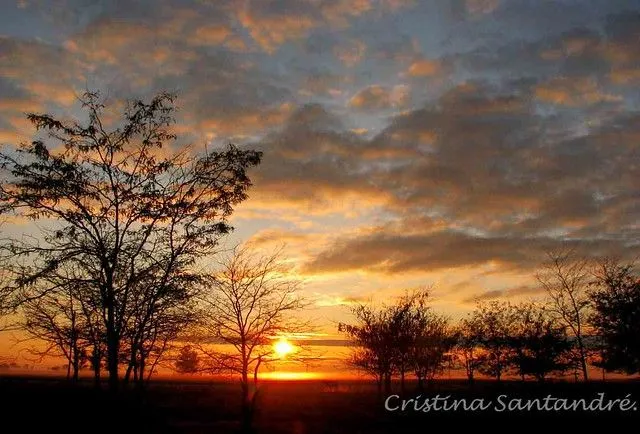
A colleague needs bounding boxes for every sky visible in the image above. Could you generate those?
[1,0,640,350]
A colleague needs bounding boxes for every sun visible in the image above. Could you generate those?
[273,338,295,358]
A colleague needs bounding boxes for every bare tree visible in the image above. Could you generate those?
[0,91,262,390]
[20,286,87,381]
[537,248,591,381]
[195,246,307,429]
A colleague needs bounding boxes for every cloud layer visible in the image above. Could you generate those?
[2,0,640,314]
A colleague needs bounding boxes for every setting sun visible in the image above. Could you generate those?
[273,338,295,358]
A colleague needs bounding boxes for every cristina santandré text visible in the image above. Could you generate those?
[385,393,638,412]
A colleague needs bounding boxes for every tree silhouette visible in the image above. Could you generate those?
[471,301,515,381]
[339,302,397,394]
[537,249,592,381]
[455,315,484,384]
[175,345,200,374]
[0,90,262,391]
[410,312,456,390]
[589,258,640,374]
[509,302,572,382]
[339,288,455,393]
[195,246,307,430]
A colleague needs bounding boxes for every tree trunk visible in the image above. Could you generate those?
[384,373,392,394]
[106,333,119,391]
[241,371,252,433]
[106,294,119,391]
[72,350,80,382]
[399,367,405,394]
[93,358,101,387]
[577,338,589,381]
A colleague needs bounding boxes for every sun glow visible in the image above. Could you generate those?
[273,338,295,358]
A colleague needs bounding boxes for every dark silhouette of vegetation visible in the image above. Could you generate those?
[470,301,514,381]
[589,258,640,374]
[339,289,455,393]
[410,312,456,389]
[175,345,200,374]
[537,249,592,381]
[0,90,262,391]
[193,246,307,431]
[509,302,572,382]
[455,316,483,384]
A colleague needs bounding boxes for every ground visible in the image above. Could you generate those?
[0,376,638,433]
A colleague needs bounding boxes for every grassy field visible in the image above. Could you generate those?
[1,376,639,433]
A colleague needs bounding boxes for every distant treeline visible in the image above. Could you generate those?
[339,252,640,393]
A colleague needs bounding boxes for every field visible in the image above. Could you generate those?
[1,375,639,433]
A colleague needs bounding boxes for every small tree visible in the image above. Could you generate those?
[175,345,199,374]
[410,313,456,390]
[589,258,640,374]
[21,288,88,381]
[510,302,572,382]
[472,301,515,381]
[537,249,591,381]
[339,304,397,394]
[339,288,431,394]
[195,246,306,429]
[456,316,483,384]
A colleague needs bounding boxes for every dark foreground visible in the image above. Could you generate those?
[1,376,638,433]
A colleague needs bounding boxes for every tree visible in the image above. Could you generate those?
[339,289,431,394]
[339,303,397,395]
[537,249,592,381]
[195,246,306,429]
[589,258,640,374]
[509,302,572,382]
[410,313,456,390]
[388,289,431,392]
[0,252,16,331]
[0,91,262,391]
[455,316,483,384]
[472,301,515,381]
[175,345,199,374]
[20,286,88,381]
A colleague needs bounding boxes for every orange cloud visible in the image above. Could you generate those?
[334,40,367,67]
[610,67,640,84]
[535,77,621,106]
[237,5,316,53]
[406,58,442,77]
[317,0,372,27]
[348,84,410,110]
[189,25,232,46]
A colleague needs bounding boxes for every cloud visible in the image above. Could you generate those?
[188,25,233,46]
[535,77,622,106]
[334,39,367,67]
[462,285,544,304]
[237,0,318,53]
[348,84,409,110]
[406,58,443,77]
[2,0,640,305]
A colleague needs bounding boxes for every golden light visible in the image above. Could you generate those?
[273,338,295,358]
